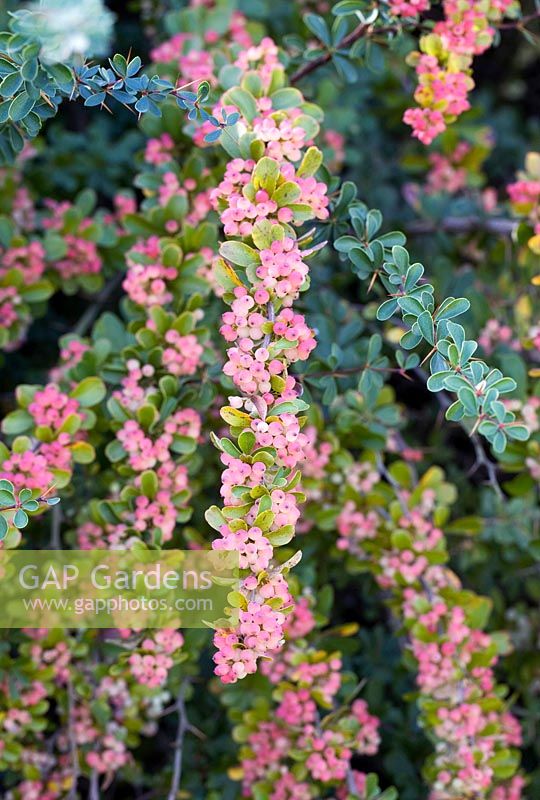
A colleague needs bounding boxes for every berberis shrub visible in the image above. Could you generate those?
[0,0,539,798]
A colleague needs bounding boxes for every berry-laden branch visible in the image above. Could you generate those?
[230,593,397,800]
[300,427,524,799]
[203,49,331,683]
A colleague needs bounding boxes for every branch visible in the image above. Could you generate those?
[290,10,540,85]
[167,682,189,800]
[297,363,408,380]
[50,502,62,549]
[89,770,100,800]
[67,675,80,800]
[468,434,504,500]
[290,22,397,84]
[498,10,540,29]
[407,216,517,237]
[412,366,504,498]
[73,271,125,337]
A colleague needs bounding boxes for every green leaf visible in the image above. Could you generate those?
[267,525,294,546]
[140,470,158,499]
[47,62,74,89]
[2,409,32,435]
[253,510,274,531]
[446,516,483,535]
[391,245,409,271]
[273,181,301,206]
[252,157,280,194]
[13,508,28,529]
[435,297,470,321]
[427,371,453,392]
[458,386,478,416]
[205,505,226,531]
[0,71,24,98]
[70,377,106,407]
[238,430,256,454]
[304,13,331,45]
[220,406,251,427]
[270,87,304,110]
[105,439,126,463]
[219,241,260,267]
[0,515,8,541]
[20,280,53,303]
[398,296,425,316]
[227,591,247,609]
[222,86,258,122]
[376,298,398,321]
[417,311,435,345]
[18,488,32,504]
[492,430,507,454]
[9,90,34,121]
[297,146,323,178]
[505,424,529,441]
[0,490,15,507]
[70,441,95,464]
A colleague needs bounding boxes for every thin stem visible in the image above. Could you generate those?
[290,22,398,84]
[73,271,124,337]
[469,434,504,500]
[498,10,540,29]
[50,502,62,549]
[262,301,276,349]
[346,768,360,797]
[407,216,517,237]
[67,674,80,800]
[297,363,408,380]
[167,681,189,800]
[88,770,100,800]
[376,454,409,516]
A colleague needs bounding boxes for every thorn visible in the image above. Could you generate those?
[419,346,436,367]
[40,90,55,108]
[367,270,379,293]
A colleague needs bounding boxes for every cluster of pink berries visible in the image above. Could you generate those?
[213,524,273,571]
[404,0,517,144]
[161,330,204,376]
[508,153,540,252]
[0,241,46,283]
[389,0,429,14]
[144,132,175,165]
[479,318,521,355]
[129,629,184,687]
[425,141,472,194]
[336,503,379,556]
[211,158,328,237]
[123,236,179,307]
[55,234,101,280]
[255,238,309,302]
[49,338,89,382]
[28,384,80,430]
